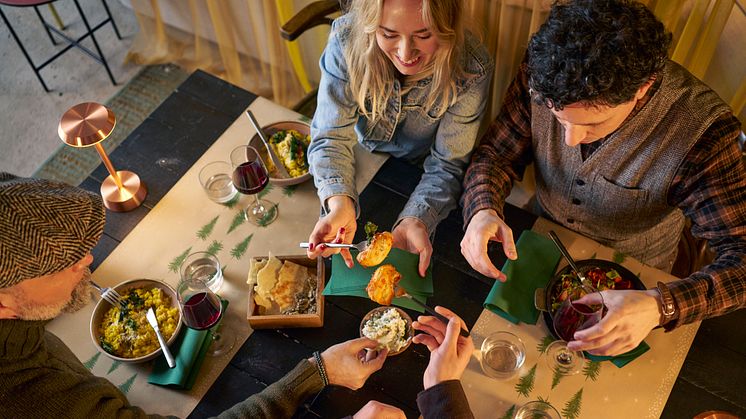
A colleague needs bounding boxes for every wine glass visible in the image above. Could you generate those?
[177,277,235,357]
[546,285,604,375]
[229,145,277,226]
[514,401,561,419]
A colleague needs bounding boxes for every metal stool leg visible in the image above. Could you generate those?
[101,0,121,39]
[0,7,50,92]
[34,5,58,46]
[72,0,116,86]
[47,4,65,30]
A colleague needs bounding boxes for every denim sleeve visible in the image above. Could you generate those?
[307,20,361,216]
[396,68,493,234]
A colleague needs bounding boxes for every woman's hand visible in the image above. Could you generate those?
[307,195,357,268]
[460,209,517,281]
[392,217,432,277]
[412,306,474,389]
[319,337,388,390]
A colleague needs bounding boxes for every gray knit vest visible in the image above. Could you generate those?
[531,60,731,269]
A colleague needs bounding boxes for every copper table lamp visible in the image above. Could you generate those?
[58,102,147,212]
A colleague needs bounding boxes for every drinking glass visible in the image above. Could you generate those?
[179,251,223,293]
[177,277,235,356]
[480,331,526,379]
[198,161,238,204]
[547,285,604,375]
[513,400,561,419]
[229,145,277,226]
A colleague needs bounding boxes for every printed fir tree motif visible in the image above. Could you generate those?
[258,183,274,199]
[499,404,516,419]
[227,210,247,234]
[583,360,602,381]
[83,352,101,370]
[589,252,597,259]
[231,234,254,260]
[168,247,192,273]
[612,250,627,264]
[562,388,583,419]
[108,360,123,375]
[299,115,311,124]
[257,205,278,227]
[197,216,219,240]
[514,363,537,397]
[118,373,138,395]
[551,365,570,389]
[223,194,240,209]
[206,240,223,256]
[283,184,299,197]
[537,335,555,354]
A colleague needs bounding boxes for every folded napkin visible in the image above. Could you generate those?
[149,300,229,389]
[323,248,433,312]
[484,230,561,325]
[586,340,651,368]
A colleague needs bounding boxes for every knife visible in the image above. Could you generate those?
[146,307,176,368]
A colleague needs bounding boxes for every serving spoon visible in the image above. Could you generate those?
[548,230,593,288]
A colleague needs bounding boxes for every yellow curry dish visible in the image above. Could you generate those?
[266,129,312,178]
[98,287,180,358]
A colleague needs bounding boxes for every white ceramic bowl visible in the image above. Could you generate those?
[90,278,183,363]
[247,120,312,186]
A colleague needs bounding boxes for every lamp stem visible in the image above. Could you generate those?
[94,143,124,190]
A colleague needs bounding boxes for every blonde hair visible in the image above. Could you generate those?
[344,0,467,121]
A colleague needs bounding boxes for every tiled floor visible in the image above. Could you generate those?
[0,0,141,177]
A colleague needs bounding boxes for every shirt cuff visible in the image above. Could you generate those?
[315,178,360,218]
[397,202,438,236]
[417,380,474,419]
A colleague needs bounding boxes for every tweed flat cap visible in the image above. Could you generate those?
[0,173,105,288]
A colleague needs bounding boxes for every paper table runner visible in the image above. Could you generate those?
[461,219,699,419]
[46,97,388,417]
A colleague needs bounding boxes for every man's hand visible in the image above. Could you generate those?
[307,196,357,268]
[392,217,432,277]
[352,401,406,419]
[461,209,517,281]
[412,306,474,389]
[319,337,388,390]
[567,289,661,356]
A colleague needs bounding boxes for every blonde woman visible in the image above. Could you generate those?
[306,0,493,275]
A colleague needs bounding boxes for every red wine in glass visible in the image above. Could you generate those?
[182,291,223,330]
[554,302,602,341]
[232,161,268,195]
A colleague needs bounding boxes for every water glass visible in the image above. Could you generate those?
[514,401,561,419]
[179,251,224,293]
[480,331,526,379]
[198,161,238,204]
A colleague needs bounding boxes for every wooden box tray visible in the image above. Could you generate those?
[247,255,324,328]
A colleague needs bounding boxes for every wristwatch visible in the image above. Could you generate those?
[656,281,677,326]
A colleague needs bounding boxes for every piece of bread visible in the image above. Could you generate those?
[366,264,402,306]
[356,231,394,267]
[271,260,309,312]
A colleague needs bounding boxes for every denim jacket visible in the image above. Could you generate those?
[308,15,494,233]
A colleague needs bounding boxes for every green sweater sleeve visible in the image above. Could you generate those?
[215,359,324,419]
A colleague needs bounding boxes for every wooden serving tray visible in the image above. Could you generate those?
[247,255,324,328]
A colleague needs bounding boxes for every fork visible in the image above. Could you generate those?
[299,241,368,252]
[91,281,125,308]
[394,285,470,338]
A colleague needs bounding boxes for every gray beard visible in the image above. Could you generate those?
[15,268,93,321]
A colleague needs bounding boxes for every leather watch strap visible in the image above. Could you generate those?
[656,281,677,326]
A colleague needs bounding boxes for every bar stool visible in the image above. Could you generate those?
[0,0,121,92]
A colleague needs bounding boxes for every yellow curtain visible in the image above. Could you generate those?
[124,0,744,124]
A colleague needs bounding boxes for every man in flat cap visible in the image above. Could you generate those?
[2,172,472,418]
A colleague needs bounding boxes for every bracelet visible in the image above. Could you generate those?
[313,351,329,387]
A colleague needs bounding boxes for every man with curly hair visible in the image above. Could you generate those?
[460,0,745,356]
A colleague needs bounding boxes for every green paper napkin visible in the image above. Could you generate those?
[484,230,561,325]
[323,248,433,312]
[586,341,651,368]
[149,299,229,389]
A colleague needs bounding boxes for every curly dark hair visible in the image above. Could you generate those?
[527,0,672,110]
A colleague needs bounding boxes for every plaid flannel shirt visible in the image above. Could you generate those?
[462,61,746,329]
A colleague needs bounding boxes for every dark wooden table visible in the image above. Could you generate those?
[80,70,746,419]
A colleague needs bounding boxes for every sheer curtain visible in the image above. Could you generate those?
[124,0,744,122]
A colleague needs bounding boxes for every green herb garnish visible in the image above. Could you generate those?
[269,131,285,144]
[125,292,145,308]
[364,221,379,242]
[118,306,129,322]
[125,317,138,331]
[99,337,114,354]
